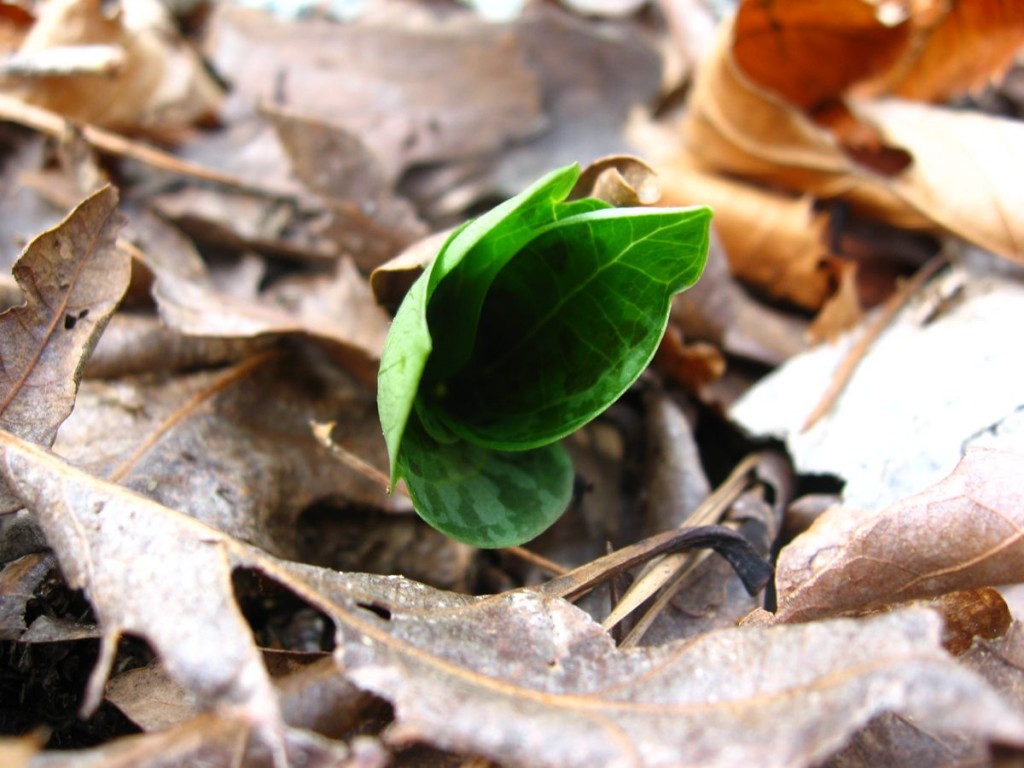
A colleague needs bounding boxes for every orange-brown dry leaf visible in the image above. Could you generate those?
[733,0,912,111]
[0,186,127,512]
[859,0,1024,102]
[776,449,1024,624]
[6,0,221,131]
[658,153,836,310]
[928,588,1012,655]
[683,14,1024,263]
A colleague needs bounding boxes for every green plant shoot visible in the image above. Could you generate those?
[378,164,711,548]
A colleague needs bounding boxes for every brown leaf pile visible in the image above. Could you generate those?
[1,1,1024,766]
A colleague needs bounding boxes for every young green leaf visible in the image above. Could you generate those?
[397,413,574,549]
[377,163,711,547]
[427,206,710,450]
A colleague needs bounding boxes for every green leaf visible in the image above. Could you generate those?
[378,165,587,485]
[428,206,710,449]
[377,162,711,547]
[397,413,574,549]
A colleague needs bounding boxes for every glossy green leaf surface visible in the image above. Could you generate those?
[397,413,574,549]
[377,163,711,547]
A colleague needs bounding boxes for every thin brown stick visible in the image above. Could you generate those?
[801,253,949,433]
[0,93,288,197]
[505,546,568,577]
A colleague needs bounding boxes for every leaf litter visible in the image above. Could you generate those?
[1,0,1024,766]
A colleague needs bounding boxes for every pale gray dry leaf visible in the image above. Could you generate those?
[0,133,66,269]
[204,4,543,182]
[0,186,128,512]
[403,5,664,219]
[0,429,281,726]
[5,431,1024,767]
[148,183,336,264]
[256,561,1024,768]
[776,449,1024,624]
[104,663,199,733]
[83,313,273,379]
[483,6,662,195]
[732,266,1024,511]
[642,390,710,533]
[54,347,403,557]
[961,622,1024,713]
[27,714,387,768]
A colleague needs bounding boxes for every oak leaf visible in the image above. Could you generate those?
[0,185,127,512]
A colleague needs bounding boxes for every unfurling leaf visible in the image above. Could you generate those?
[378,163,710,547]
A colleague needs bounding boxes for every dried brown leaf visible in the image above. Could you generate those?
[683,13,1024,263]
[0,429,281,726]
[0,185,127,512]
[776,449,1024,623]
[859,0,1024,102]
[53,349,403,556]
[108,655,374,741]
[656,151,837,310]
[204,4,542,183]
[143,238,390,387]
[733,0,912,112]
[6,430,1024,766]
[0,550,54,639]
[268,107,428,272]
[826,712,989,768]
[262,559,1024,768]
[570,155,662,207]
[24,713,387,768]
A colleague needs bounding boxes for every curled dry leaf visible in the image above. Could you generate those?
[658,151,836,310]
[0,185,127,512]
[776,449,1024,624]
[732,0,912,112]
[684,13,1024,264]
[858,0,1024,102]
[570,155,662,207]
